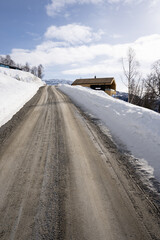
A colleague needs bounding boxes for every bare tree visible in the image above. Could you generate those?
[0,55,15,66]
[31,66,38,76]
[147,60,160,98]
[0,54,44,79]
[5,55,15,66]
[37,64,44,79]
[22,62,30,72]
[144,60,160,112]
[122,48,142,103]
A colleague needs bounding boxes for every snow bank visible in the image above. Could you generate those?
[59,85,160,181]
[0,67,44,127]
[0,67,42,84]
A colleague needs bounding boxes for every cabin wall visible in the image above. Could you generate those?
[72,80,116,96]
[105,89,116,96]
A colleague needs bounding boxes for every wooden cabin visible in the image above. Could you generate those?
[72,77,116,96]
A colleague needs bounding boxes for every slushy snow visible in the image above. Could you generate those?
[59,85,160,182]
[0,67,44,127]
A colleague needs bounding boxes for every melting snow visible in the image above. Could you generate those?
[59,85,160,182]
[0,67,44,127]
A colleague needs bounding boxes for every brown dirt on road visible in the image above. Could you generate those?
[0,86,160,240]
[0,86,44,147]
[0,86,67,239]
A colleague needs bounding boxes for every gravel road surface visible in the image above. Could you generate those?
[0,86,160,240]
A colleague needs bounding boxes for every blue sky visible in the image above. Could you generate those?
[1,0,160,91]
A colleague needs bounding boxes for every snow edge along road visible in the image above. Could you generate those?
[0,86,160,239]
[58,85,160,199]
[58,84,160,185]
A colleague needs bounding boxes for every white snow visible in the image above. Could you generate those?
[0,67,44,127]
[59,85,160,181]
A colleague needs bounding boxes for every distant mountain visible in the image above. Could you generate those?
[113,91,128,102]
[44,79,73,85]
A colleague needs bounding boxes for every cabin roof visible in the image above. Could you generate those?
[72,77,115,85]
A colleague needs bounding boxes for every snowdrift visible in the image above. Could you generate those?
[0,67,43,84]
[0,67,44,127]
[59,85,160,181]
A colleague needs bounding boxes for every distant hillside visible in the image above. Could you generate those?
[44,79,73,85]
[113,91,128,102]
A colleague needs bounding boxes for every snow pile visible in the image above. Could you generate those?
[0,67,43,84]
[59,85,160,181]
[0,67,44,127]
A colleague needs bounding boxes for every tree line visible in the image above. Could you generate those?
[0,55,44,79]
[122,48,160,113]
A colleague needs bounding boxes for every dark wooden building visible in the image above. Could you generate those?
[72,77,116,96]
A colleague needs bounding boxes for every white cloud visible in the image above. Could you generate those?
[149,0,160,7]
[63,60,121,75]
[110,34,122,39]
[46,0,103,16]
[108,0,143,4]
[10,34,160,84]
[46,0,152,16]
[46,0,74,16]
[45,24,104,45]
[36,40,70,51]
[149,0,160,8]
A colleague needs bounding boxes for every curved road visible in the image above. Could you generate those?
[0,86,159,240]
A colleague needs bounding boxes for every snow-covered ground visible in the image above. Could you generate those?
[59,85,160,182]
[0,67,44,127]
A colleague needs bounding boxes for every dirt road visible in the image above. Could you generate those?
[0,86,160,240]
